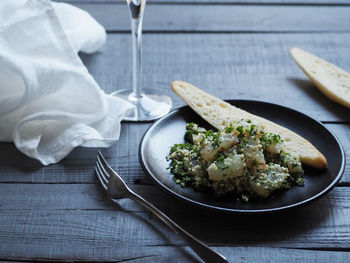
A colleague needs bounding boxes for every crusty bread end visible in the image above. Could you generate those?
[171,80,327,169]
[290,47,350,109]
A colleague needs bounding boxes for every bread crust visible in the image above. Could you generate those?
[171,80,327,169]
[290,47,350,109]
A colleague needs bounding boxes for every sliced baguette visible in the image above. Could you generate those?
[290,47,350,109]
[171,80,327,169]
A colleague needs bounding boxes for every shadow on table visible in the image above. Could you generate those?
[0,142,99,182]
[96,186,202,263]
[160,191,332,247]
[0,142,42,172]
[103,176,334,249]
[113,177,335,248]
[288,77,349,121]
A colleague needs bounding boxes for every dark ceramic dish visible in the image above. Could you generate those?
[139,100,345,213]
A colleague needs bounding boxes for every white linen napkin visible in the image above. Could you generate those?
[0,0,134,165]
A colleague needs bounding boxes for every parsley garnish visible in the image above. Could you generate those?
[250,124,256,135]
[170,143,199,155]
[236,125,244,135]
[225,123,233,133]
[205,130,220,148]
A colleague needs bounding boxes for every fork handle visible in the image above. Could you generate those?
[129,192,228,263]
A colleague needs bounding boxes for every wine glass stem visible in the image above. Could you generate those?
[128,1,145,99]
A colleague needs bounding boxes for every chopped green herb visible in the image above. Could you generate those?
[187,122,195,128]
[205,130,220,148]
[225,124,234,133]
[261,133,283,146]
[250,124,256,134]
[236,125,244,135]
[170,143,199,155]
[216,155,225,163]
[167,121,304,202]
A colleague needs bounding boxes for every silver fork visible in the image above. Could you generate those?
[95,151,228,263]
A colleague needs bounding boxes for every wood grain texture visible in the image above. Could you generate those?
[79,33,350,122]
[0,182,348,212]
[1,246,349,263]
[0,124,149,183]
[0,123,348,183]
[67,3,350,32]
[0,185,350,261]
[1,2,350,262]
[60,0,350,5]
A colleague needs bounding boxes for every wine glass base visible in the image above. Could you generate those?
[111,89,172,121]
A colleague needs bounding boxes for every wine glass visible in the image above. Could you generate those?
[112,0,172,121]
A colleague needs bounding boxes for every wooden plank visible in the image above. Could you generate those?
[1,246,349,263]
[0,123,349,183]
[0,124,150,184]
[326,124,350,185]
[0,182,348,212]
[0,187,350,260]
[60,0,350,5]
[84,33,350,122]
[0,184,161,212]
[66,3,350,32]
[0,246,349,263]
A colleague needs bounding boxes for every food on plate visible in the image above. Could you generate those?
[168,121,304,200]
[171,80,327,169]
[290,47,350,109]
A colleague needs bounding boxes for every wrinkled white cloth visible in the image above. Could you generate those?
[0,0,134,165]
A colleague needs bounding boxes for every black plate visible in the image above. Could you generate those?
[139,100,345,213]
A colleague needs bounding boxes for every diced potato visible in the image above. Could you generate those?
[200,133,238,162]
[249,164,290,197]
[241,137,266,168]
[208,154,246,181]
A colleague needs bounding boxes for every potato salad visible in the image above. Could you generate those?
[167,121,304,201]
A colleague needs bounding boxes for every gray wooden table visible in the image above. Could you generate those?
[1,0,350,262]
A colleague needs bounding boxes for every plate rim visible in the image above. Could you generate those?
[139,99,345,214]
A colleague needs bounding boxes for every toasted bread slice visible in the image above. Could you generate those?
[290,47,350,109]
[171,80,327,169]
